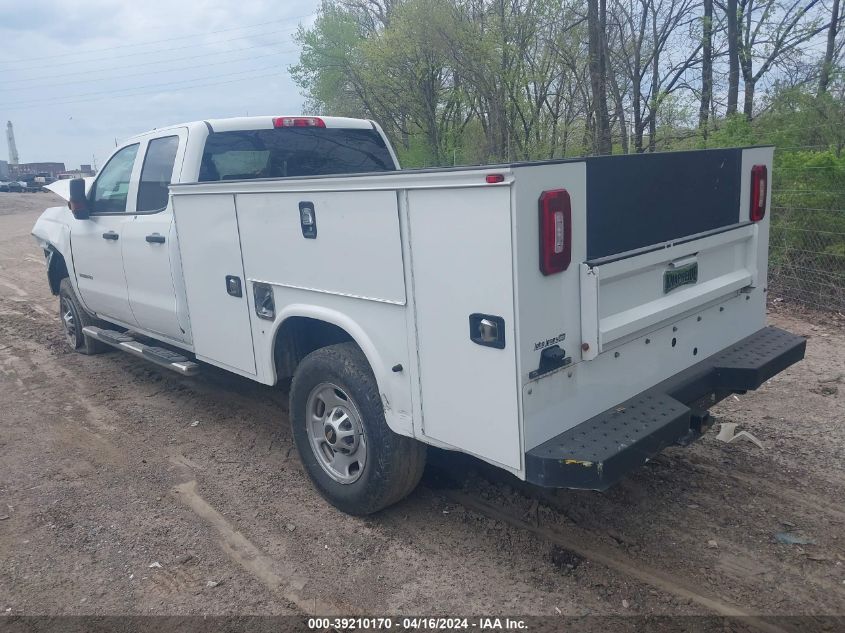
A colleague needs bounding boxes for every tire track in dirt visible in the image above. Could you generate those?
[671,456,845,524]
[172,479,355,615]
[0,321,354,616]
[442,489,795,633]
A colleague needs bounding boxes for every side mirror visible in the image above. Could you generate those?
[68,178,90,220]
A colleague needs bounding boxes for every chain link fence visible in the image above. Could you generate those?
[768,147,845,314]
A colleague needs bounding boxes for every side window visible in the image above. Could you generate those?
[91,144,139,213]
[137,136,179,212]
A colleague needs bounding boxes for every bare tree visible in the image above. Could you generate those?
[588,0,613,154]
[723,0,741,115]
[819,0,841,93]
[738,0,829,119]
[699,0,715,132]
[611,0,701,151]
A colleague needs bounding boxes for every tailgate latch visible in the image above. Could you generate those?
[529,345,571,380]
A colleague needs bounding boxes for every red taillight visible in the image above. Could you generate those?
[539,189,572,275]
[273,117,326,128]
[486,174,505,184]
[750,164,767,222]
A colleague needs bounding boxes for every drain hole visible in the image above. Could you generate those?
[693,347,698,356]
[671,337,677,347]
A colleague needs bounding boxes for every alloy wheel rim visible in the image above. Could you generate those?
[60,297,77,347]
[305,382,367,484]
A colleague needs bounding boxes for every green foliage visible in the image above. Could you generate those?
[290,0,594,164]
[289,2,844,308]
[754,89,845,307]
[290,6,370,117]
[706,114,757,148]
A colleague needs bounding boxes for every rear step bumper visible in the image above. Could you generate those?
[82,326,200,376]
[525,326,806,490]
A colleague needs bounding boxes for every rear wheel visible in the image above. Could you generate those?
[290,342,426,515]
[58,278,106,355]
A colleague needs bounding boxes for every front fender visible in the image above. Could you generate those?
[32,205,77,297]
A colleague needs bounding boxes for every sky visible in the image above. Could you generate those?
[0,0,320,169]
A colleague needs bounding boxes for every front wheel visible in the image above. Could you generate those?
[58,278,106,355]
[289,342,426,515]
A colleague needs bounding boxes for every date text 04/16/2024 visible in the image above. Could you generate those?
[307,617,528,630]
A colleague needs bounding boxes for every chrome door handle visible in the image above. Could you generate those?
[102,231,119,241]
[145,233,165,244]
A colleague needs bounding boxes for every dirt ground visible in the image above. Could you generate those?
[1,193,844,624]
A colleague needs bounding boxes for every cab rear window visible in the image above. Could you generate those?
[199,127,395,181]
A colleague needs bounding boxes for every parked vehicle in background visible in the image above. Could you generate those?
[32,115,805,515]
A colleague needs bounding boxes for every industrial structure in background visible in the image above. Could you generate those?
[1,120,95,192]
[6,121,19,166]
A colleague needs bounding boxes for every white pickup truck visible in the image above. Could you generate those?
[33,115,805,515]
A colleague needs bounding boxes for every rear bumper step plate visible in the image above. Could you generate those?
[525,326,805,490]
[82,326,200,376]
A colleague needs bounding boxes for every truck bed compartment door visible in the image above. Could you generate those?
[408,186,521,470]
[172,193,257,375]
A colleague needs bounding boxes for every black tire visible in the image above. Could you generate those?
[289,342,426,515]
[58,278,107,355]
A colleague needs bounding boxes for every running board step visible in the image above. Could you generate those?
[82,326,200,376]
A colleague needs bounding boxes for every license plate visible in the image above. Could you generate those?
[664,262,698,293]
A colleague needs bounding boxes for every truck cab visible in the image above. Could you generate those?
[35,116,398,350]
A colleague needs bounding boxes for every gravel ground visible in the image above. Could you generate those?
[0,192,843,623]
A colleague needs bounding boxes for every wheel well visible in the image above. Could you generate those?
[274,317,354,382]
[47,249,69,295]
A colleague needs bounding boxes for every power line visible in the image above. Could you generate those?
[0,63,284,109]
[0,11,316,67]
[1,37,298,87]
[0,69,284,111]
[2,23,306,72]
[1,46,298,91]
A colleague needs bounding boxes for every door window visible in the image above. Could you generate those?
[137,136,180,213]
[91,144,139,213]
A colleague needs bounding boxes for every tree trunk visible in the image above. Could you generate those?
[632,72,643,152]
[649,6,659,152]
[726,0,740,116]
[699,0,714,135]
[742,77,755,120]
[610,74,629,154]
[583,113,593,155]
[819,0,841,94]
[588,0,612,154]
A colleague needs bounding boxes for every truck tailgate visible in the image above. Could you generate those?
[580,223,757,357]
[576,147,770,360]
